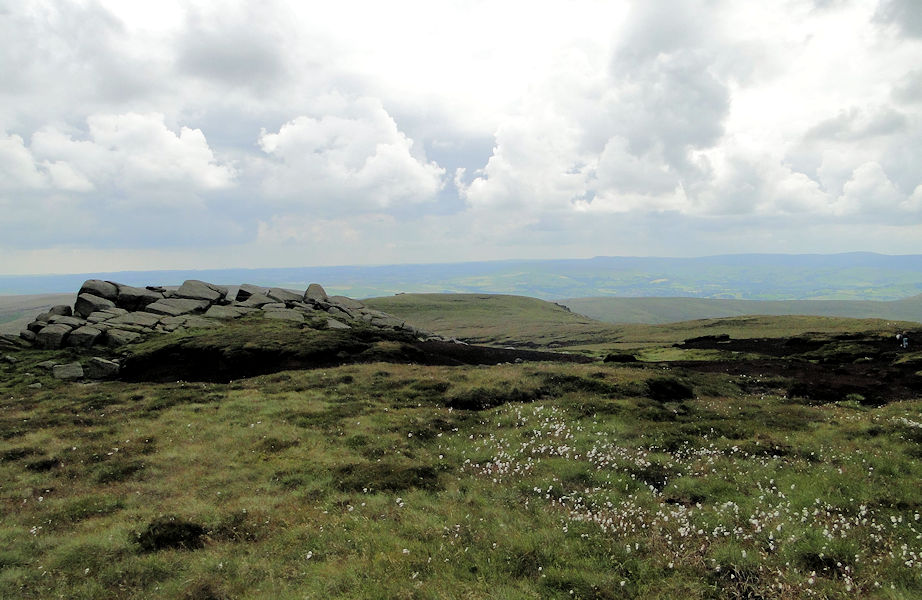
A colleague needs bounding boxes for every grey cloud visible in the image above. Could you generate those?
[892,69,922,104]
[805,107,909,141]
[176,4,291,89]
[874,0,922,37]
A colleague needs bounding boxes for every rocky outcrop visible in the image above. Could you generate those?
[20,279,432,351]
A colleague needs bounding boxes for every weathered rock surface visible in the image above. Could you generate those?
[145,298,210,317]
[106,329,142,347]
[36,323,73,349]
[53,362,84,380]
[238,293,274,307]
[177,280,228,303]
[330,296,365,310]
[233,284,267,302]
[264,309,304,323]
[204,305,251,319]
[108,312,161,328]
[85,357,120,379]
[19,329,37,343]
[326,318,351,329]
[86,308,128,323]
[67,325,103,348]
[304,283,329,303]
[267,287,303,303]
[48,315,87,328]
[79,280,119,302]
[117,285,163,311]
[75,293,116,318]
[48,304,73,317]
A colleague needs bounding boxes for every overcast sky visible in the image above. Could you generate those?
[2,0,921,274]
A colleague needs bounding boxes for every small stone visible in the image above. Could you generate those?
[53,362,84,380]
[35,360,58,370]
[28,382,42,389]
[1,354,18,364]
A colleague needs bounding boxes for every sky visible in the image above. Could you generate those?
[1,0,922,275]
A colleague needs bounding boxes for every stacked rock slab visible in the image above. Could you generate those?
[20,279,434,350]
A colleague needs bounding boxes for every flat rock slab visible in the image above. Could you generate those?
[85,357,120,379]
[261,303,287,310]
[326,318,351,329]
[236,293,274,307]
[264,309,304,323]
[48,315,87,328]
[105,329,142,347]
[67,325,103,348]
[75,293,116,318]
[234,284,267,302]
[177,280,228,303]
[267,287,303,303]
[204,305,250,319]
[145,298,211,317]
[108,312,161,328]
[116,285,163,311]
[36,323,73,349]
[330,296,365,310]
[53,362,84,380]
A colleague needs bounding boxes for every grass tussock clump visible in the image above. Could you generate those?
[136,516,206,552]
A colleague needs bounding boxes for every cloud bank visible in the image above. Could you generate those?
[1,0,921,273]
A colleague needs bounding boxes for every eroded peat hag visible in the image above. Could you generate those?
[675,330,922,405]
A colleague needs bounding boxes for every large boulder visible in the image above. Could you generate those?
[66,325,103,348]
[79,280,119,302]
[48,304,73,317]
[75,293,116,318]
[116,285,163,311]
[19,329,37,344]
[86,308,128,324]
[85,357,120,379]
[304,283,329,303]
[144,298,211,317]
[36,323,73,349]
[176,280,228,303]
[234,284,267,302]
[53,362,84,380]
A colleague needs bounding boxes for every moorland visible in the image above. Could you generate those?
[2,288,922,599]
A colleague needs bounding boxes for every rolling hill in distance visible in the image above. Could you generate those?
[4,252,922,301]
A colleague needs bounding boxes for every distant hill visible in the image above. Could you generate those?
[562,294,922,324]
[4,252,922,300]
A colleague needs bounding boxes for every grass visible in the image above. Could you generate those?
[2,349,922,598]
[2,308,922,598]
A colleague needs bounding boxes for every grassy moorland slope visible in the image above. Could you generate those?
[563,294,922,325]
[3,302,922,598]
